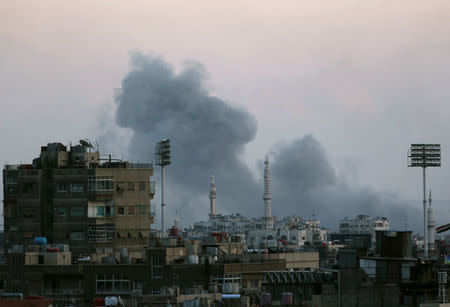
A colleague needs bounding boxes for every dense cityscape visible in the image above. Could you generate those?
[0,141,449,306]
[2,2,450,307]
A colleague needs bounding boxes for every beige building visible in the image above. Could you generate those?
[3,142,155,260]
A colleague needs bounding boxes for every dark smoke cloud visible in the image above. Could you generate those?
[115,52,260,222]
[270,136,421,229]
[112,52,419,230]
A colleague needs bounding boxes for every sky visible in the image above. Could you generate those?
[1,1,450,231]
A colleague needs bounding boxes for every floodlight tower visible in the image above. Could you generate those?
[155,139,171,238]
[408,144,441,260]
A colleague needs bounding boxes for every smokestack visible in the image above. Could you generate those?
[427,189,435,251]
[263,155,272,218]
[209,175,217,218]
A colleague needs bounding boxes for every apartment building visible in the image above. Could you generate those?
[2,142,155,258]
[339,215,389,235]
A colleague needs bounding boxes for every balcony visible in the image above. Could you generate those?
[89,177,114,195]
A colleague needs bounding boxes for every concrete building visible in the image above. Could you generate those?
[339,215,389,246]
[0,236,320,306]
[2,142,155,259]
[247,219,328,249]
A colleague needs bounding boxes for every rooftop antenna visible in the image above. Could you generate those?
[80,139,94,152]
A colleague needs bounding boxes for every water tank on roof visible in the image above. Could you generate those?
[34,237,47,245]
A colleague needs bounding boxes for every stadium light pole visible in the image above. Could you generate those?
[408,144,441,260]
[155,139,171,238]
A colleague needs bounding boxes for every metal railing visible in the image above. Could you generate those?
[130,163,153,169]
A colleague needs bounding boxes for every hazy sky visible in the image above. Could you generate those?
[1,1,450,228]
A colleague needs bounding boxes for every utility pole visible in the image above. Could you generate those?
[155,139,171,238]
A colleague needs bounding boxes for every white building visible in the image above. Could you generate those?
[247,219,329,249]
[339,215,390,245]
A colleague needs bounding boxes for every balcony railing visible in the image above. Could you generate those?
[130,163,153,169]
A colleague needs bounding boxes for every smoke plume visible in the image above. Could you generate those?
[115,52,260,222]
[269,136,420,229]
[111,52,418,230]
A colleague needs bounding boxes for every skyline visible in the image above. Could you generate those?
[2,1,450,231]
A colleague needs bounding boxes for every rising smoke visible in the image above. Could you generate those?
[115,52,260,221]
[110,52,418,230]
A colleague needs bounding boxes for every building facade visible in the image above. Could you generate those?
[339,215,389,246]
[3,142,155,259]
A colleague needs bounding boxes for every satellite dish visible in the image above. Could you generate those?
[80,139,93,148]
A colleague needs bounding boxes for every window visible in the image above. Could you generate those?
[137,205,146,215]
[56,207,68,217]
[56,183,67,192]
[105,206,113,217]
[6,177,18,194]
[152,256,162,278]
[118,207,125,215]
[89,176,114,192]
[128,182,134,191]
[6,183,18,194]
[23,208,37,218]
[250,279,258,288]
[70,183,84,193]
[5,176,17,194]
[23,182,36,193]
[152,288,160,295]
[88,224,115,243]
[128,206,135,215]
[96,274,130,293]
[44,279,62,290]
[70,207,84,217]
[139,182,146,191]
[97,206,105,217]
[70,232,85,241]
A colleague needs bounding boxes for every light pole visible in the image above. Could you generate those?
[155,139,171,238]
[408,144,441,260]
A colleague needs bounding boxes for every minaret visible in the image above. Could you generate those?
[263,155,272,218]
[209,175,217,218]
[427,190,435,251]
